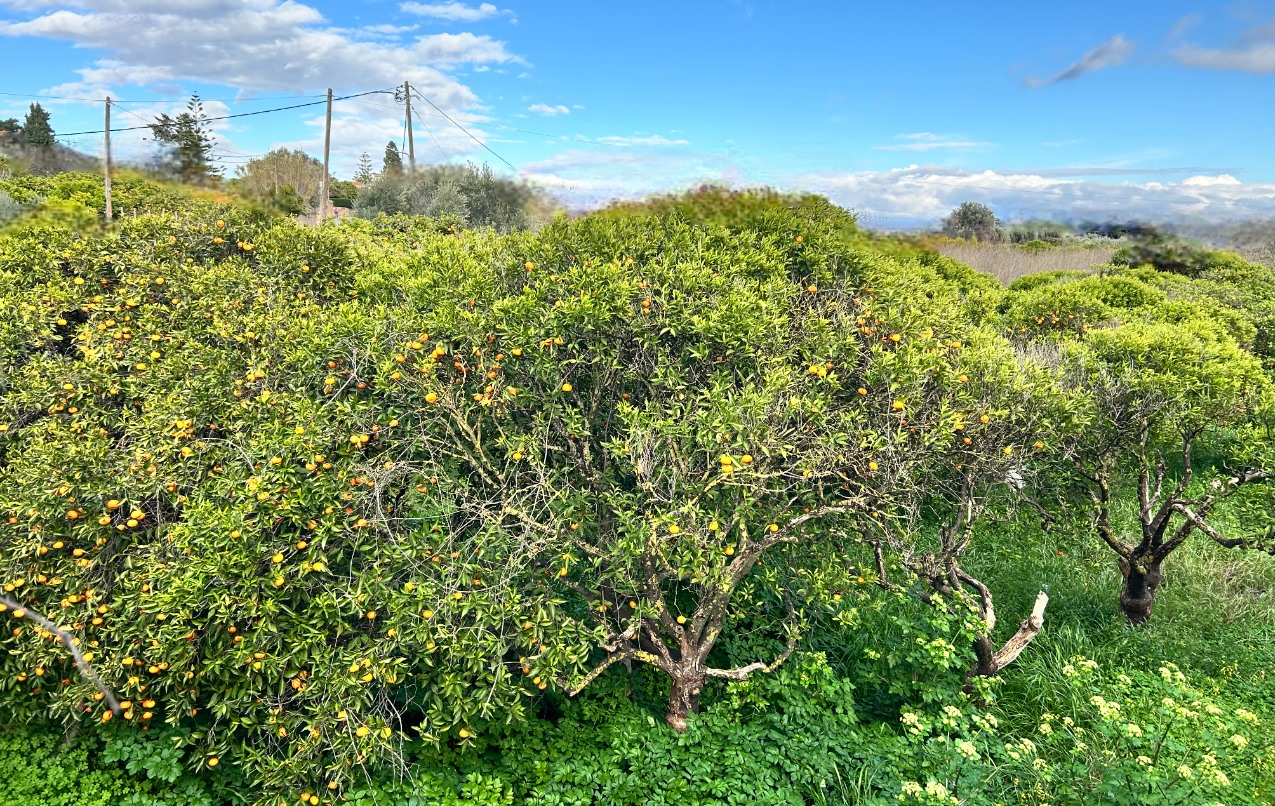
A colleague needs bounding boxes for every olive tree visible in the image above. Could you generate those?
[943,202,1000,242]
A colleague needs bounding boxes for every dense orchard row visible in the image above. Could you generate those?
[0,179,1272,803]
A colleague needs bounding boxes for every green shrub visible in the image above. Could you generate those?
[0,189,21,223]
[0,723,230,806]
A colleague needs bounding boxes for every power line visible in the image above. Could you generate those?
[411,87,515,171]
[107,101,159,129]
[0,90,103,103]
[344,96,640,154]
[53,89,395,138]
[412,104,450,163]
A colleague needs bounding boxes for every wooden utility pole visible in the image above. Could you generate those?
[404,80,416,174]
[103,97,113,222]
[320,87,333,223]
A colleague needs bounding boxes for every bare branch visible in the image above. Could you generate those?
[954,567,995,634]
[703,629,799,681]
[1091,472,1132,558]
[985,591,1049,674]
[1174,504,1275,555]
[0,596,120,714]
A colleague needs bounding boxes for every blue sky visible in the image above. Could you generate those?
[2,0,1275,226]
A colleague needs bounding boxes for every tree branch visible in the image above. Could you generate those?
[0,596,120,714]
[703,629,799,680]
[986,591,1048,674]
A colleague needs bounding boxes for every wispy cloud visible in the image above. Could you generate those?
[1174,43,1275,73]
[1174,18,1275,74]
[1006,165,1238,178]
[528,103,570,116]
[356,23,419,40]
[400,2,503,22]
[1167,13,1202,41]
[874,132,992,152]
[1025,34,1134,87]
[594,134,689,146]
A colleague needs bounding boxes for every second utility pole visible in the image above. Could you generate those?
[403,80,416,174]
[320,87,332,222]
[103,97,112,222]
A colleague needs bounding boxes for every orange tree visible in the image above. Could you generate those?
[0,186,1061,799]
[0,207,598,802]
[1002,270,1275,624]
[358,192,1064,730]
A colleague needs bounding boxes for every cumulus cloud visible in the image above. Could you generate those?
[875,132,992,152]
[400,2,502,22]
[0,0,518,98]
[518,147,737,209]
[528,103,570,116]
[0,0,522,176]
[1026,34,1134,87]
[275,97,496,176]
[797,165,1275,227]
[518,145,1275,226]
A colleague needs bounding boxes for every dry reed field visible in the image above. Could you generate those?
[932,241,1117,284]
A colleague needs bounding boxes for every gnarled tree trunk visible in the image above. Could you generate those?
[1119,555,1162,626]
[666,667,706,732]
[968,590,1049,679]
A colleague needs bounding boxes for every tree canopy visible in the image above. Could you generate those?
[19,103,54,148]
[382,141,403,177]
[149,94,220,184]
[943,201,999,242]
[232,148,324,213]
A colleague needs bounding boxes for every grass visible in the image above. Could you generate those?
[966,508,1275,736]
[932,241,1117,284]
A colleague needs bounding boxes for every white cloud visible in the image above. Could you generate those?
[357,23,419,39]
[1174,42,1275,74]
[1180,173,1241,186]
[798,165,1275,227]
[0,0,522,176]
[528,103,570,116]
[513,146,1275,226]
[1025,34,1134,87]
[400,2,502,22]
[1171,15,1275,74]
[875,132,992,152]
[519,147,738,209]
[593,134,689,146]
[0,0,518,99]
[1167,13,1202,42]
[276,97,496,177]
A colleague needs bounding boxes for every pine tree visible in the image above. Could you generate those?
[19,103,54,147]
[354,152,375,183]
[149,93,220,184]
[383,141,403,176]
